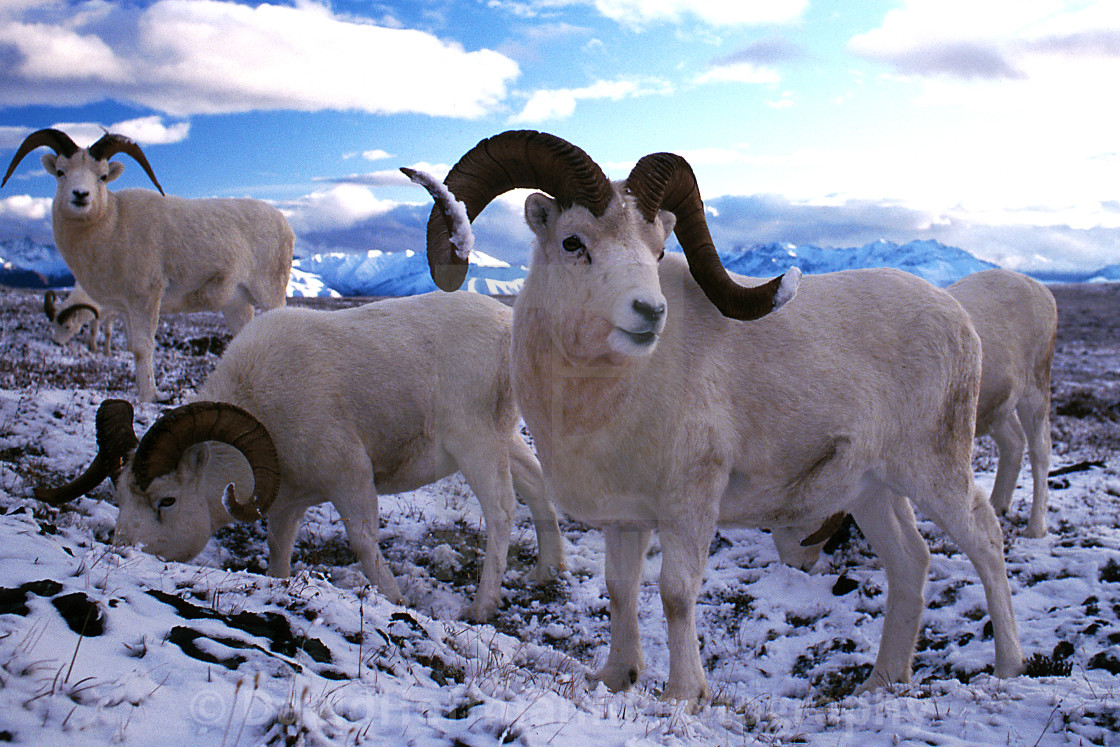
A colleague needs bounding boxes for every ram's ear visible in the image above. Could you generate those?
[182,443,211,473]
[41,154,58,175]
[657,209,677,238]
[525,192,559,236]
[106,161,125,183]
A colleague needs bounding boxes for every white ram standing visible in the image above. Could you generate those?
[3,129,294,402]
[773,267,1058,570]
[35,292,565,622]
[408,130,1024,701]
[44,284,117,354]
[951,269,1057,537]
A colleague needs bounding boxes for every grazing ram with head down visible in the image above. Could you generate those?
[35,292,565,622]
[44,284,117,354]
[406,130,1024,702]
[3,128,294,402]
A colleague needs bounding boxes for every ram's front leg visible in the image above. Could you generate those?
[657,517,717,703]
[595,523,651,691]
[334,477,405,605]
[122,300,162,403]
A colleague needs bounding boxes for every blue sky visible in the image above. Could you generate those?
[2,0,1118,275]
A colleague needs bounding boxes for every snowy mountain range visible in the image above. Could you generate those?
[1,236,1112,298]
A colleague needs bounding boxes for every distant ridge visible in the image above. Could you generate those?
[2,236,1114,298]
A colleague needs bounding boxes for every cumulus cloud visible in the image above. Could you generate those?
[0,0,519,118]
[283,184,399,234]
[38,116,191,148]
[0,195,53,244]
[511,77,671,123]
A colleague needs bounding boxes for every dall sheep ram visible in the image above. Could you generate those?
[35,292,565,622]
[3,129,294,402]
[44,284,117,354]
[407,130,1024,701]
[950,269,1056,537]
[773,267,1058,570]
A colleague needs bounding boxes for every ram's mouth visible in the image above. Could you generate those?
[608,325,660,356]
[618,328,658,347]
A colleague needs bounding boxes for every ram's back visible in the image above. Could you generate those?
[198,292,515,491]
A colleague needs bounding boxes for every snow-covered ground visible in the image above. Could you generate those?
[0,283,1118,746]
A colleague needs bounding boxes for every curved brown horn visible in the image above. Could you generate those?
[422,129,614,291]
[34,399,139,505]
[88,133,165,195]
[56,303,100,325]
[2,128,80,188]
[131,401,280,521]
[626,152,793,321]
[43,290,60,322]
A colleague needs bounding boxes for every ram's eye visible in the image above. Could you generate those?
[99,174,108,182]
[55,170,64,178]
[657,249,665,261]
[158,497,176,509]
[562,236,585,253]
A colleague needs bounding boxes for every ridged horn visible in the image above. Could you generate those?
[43,290,61,322]
[626,152,796,321]
[422,129,614,291]
[2,128,80,188]
[34,399,139,505]
[88,133,165,195]
[130,401,280,521]
[55,303,100,326]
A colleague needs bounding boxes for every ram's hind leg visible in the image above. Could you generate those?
[851,489,929,693]
[1017,396,1052,538]
[918,479,1025,679]
[988,410,1026,516]
[508,434,564,583]
[454,439,519,622]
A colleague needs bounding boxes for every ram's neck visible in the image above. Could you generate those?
[511,302,645,460]
[51,193,120,286]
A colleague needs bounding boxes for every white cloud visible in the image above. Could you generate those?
[588,0,807,27]
[1,117,188,150]
[0,194,53,244]
[362,149,392,162]
[109,116,191,145]
[695,61,781,85]
[511,78,670,123]
[0,194,52,222]
[284,184,398,233]
[850,0,1120,79]
[838,0,1120,230]
[317,163,450,189]
[0,0,520,118]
